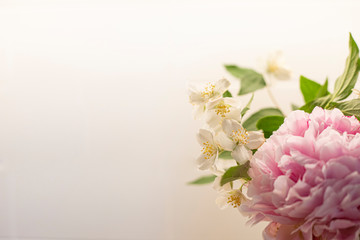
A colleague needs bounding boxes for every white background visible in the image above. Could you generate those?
[0,0,359,239]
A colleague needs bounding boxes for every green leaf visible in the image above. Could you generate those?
[299,76,330,104]
[241,93,254,117]
[315,78,329,99]
[331,33,360,102]
[225,65,266,95]
[291,103,299,111]
[242,107,283,131]
[188,175,217,185]
[223,90,232,98]
[256,115,285,138]
[220,162,251,186]
[218,151,233,159]
[330,99,360,120]
[300,75,322,103]
[299,95,332,113]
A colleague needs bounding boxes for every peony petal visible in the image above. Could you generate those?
[272,175,295,208]
[241,106,360,238]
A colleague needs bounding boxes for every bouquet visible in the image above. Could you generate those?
[188,33,360,240]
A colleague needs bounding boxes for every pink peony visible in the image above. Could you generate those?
[242,107,360,240]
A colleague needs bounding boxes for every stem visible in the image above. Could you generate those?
[266,74,285,115]
[239,181,247,191]
[266,86,282,111]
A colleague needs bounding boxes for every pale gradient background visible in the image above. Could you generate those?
[0,0,359,239]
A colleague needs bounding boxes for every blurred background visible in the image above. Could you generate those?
[0,0,359,239]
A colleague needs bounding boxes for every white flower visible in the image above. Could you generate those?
[211,158,237,191]
[205,97,242,130]
[210,155,238,175]
[212,174,232,192]
[221,119,265,165]
[188,78,231,119]
[196,129,219,170]
[216,189,248,209]
[212,169,244,210]
[265,51,291,81]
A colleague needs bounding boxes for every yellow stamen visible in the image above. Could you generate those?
[267,62,279,74]
[230,127,249,145]
[201,141,216,160]
[227,191,242,208]
[215,101,230,118]
[201,83,215,99]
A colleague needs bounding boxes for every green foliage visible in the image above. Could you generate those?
[299,34,360,113]
[188,175,217,185]
[315,78,329,99]
[243,108,283,131]
[256,115,285,138]
[291,103,299,111]
[220,162,251,186]
[331,33,360,102]
[330,99,360,120]
[241,93,254,117]
[188,33,360,192]
[224,65,266,95]
[218,151,232,159]
[300,93,332,113]
[300,76,329,103]
[223,90,232,98]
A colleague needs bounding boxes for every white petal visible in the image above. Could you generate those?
[231,145,252,165]
[222,119,242,137]
[211,124,222,134]
[214,78,230,94]
[226,107,242,122]
[246,131,265,149]
[197,129,214,145]
[196,153,216,170]
[205,112,222,129]
[188,86,204,105]
[209,165,223,176]
[212,175,222,190]
[215,158,238,172]
[215,131,235,151]
[213,175,232,192]
[211,158,238,177]
[206,98,222,110]
[216,194,229,209]
[223,97,241,107]
[273,67,291,80]
[268,51,282,62]
[193,104,206,119]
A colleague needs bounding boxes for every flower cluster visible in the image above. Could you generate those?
[188,78,265,208]
[188,34,360,240]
